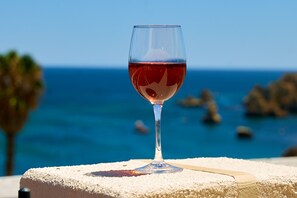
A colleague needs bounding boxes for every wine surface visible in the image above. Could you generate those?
[129,61,186,104]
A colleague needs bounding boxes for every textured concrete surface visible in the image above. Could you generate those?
[20,158,297,198]
[253,156,297,167]
[1,157,297,198]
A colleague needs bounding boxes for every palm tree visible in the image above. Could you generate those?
[0,50,44,175]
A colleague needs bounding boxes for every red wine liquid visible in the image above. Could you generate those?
[129,62,186,104]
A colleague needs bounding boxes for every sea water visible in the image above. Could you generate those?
[0,67,296,175]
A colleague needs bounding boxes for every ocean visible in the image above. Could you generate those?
[0,67,297,176]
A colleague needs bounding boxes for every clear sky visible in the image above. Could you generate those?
[0,0,296,70]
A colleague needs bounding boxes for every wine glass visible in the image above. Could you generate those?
[128,25,186,174]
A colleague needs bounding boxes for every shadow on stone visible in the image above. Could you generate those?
[86,170,147,177]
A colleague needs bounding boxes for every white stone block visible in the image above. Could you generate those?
[20,158,297,198]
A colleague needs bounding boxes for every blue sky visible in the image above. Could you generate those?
[0,0,296,70]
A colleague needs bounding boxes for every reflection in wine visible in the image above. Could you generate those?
[129,62,186,104]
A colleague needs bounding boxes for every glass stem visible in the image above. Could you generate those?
[153,104,164,162]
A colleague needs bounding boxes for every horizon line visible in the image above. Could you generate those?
[41,64,297,72]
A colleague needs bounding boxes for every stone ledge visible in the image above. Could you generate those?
[0,175,22,198]
[1,157,297,198]
[20,157,297,198]
[253,156,297,167]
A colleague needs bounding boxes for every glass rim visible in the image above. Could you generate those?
[133,25,181,28]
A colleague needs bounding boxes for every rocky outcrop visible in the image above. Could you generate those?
[200,89,213,104]
[177,89,221,124]
[282,146,297,157]
[202,101,221,124]
[244,73,297,117]
[134,120,149,134]
[177,95,202,107]
[177,89,213,108]
[236,126,253,139]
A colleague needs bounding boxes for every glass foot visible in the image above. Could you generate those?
[135,161,183,174]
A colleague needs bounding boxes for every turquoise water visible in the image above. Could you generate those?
[0,68,296,176]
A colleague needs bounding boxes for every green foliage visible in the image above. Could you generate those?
[0,50,44,175]
[0,50,44,134]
